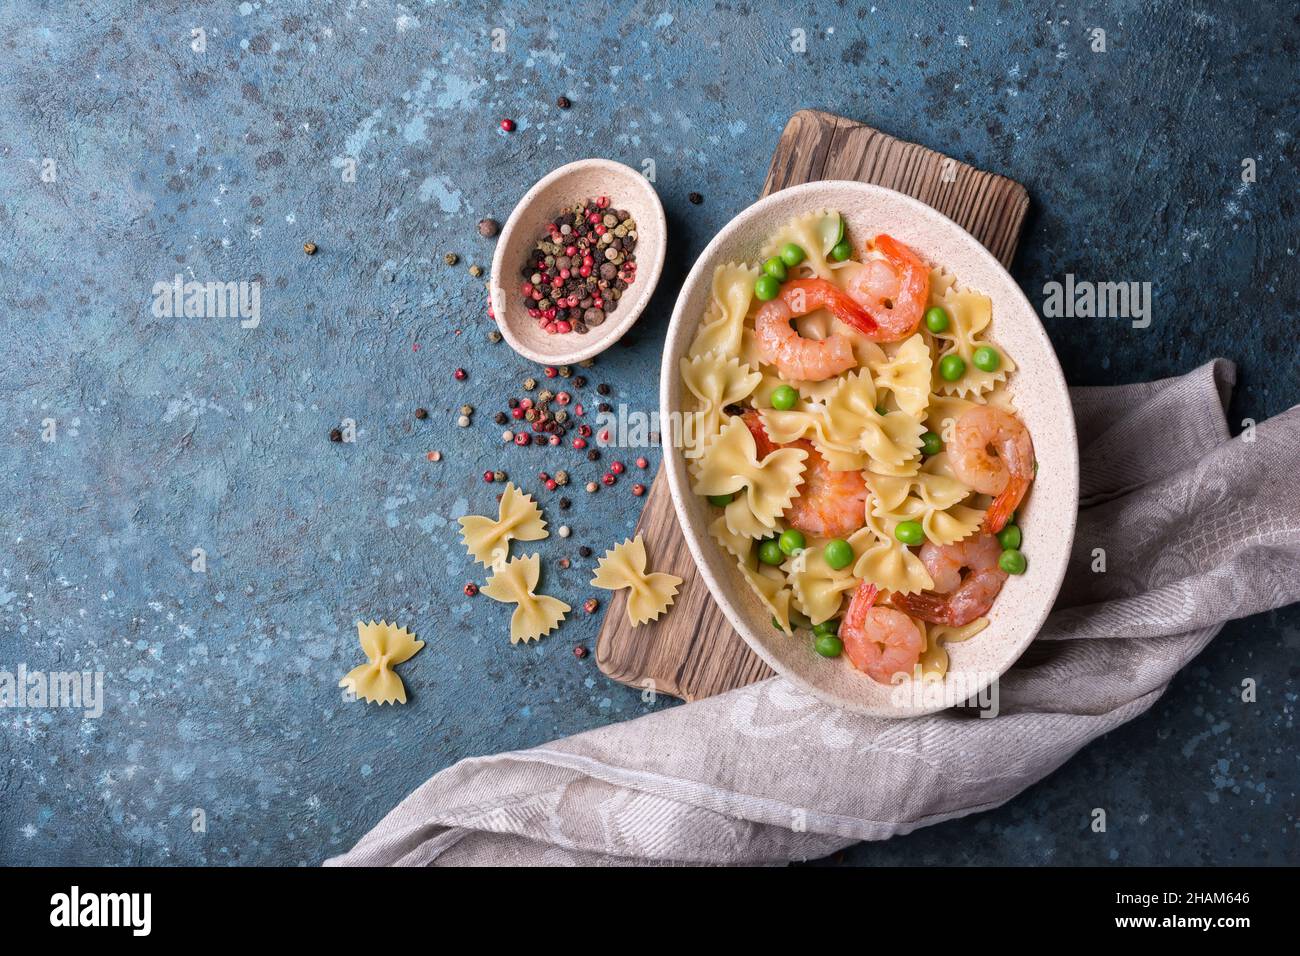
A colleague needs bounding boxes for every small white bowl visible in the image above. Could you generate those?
[489,159,666,366]
[660,180,1079,717]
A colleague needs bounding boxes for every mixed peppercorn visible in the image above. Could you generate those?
[519,196,639,335]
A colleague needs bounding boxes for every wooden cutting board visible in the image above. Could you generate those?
[595,109,1030,701]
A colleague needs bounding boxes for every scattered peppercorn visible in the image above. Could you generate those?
[573,375,587,388]
[329,427,343,443]
[586,481,598,493]
[464,583,479,597]
[478,218,499,238]
[582,598,599,614]
[500,118,516,132]
[457,415,470,427]
[494,411,508,425]
[482,470,494,483]
[522,377,537,390]
[602,473,616,486]
[487,330,502,343]
[597,383,611,395]
[444,252,459,266]
[587,449,600,462]
[454,368,468,381]
[610,460,625,475]
[427,450,441,461]
[558,556,571,569]
[688,191,703,205]
[559,497,572,510]
[544,366,558,378]
[415,407,429,420]
[632,483,646,496]
[303,241,318,255]
[556,95,571,109]
[573,644,588,658]
[558,366,571,378]
[468,264,483,277]
[558,525,571,538]
[636,456,649,469]
[460,404,474,416]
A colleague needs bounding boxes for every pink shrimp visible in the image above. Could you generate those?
[843,234,930,342]
[781,441,868,539]
[891,533,1007,627]
[947,405,1035,534]
[840,582,925,685]
[753,278,876,382]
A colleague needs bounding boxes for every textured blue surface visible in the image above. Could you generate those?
[0,1,1296,866]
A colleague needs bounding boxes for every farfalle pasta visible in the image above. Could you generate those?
[481,553,569,644]
[339,620,424,705]
[591,535,683,627]
[457,483,547,568]
[680,211,1037,685]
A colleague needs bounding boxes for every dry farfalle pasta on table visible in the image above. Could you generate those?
[591,535,683,627]
[339,620,425,705]
[481,553,570,644]
[680,209,1035,685]
[457,482,547,568]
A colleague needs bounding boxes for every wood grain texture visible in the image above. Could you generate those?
[596,109,1030,702]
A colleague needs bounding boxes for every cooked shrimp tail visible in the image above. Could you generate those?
[754,278,867,382]
[843,234,930,342]
[982,473,1030,534]
[890,533,1007,627]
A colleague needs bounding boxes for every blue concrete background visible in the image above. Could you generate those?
[0,0,1295,865]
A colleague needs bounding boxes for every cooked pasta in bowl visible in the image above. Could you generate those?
[661,182,1077,716]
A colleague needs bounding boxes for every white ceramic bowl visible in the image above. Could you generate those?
[490,158,666,365]
[660,181,1078,717]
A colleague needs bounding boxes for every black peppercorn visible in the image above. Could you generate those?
[597,383,611,395]
[328,428,343,443]
[688,191,703,205]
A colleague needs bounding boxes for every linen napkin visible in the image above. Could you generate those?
[326,359,1300,866]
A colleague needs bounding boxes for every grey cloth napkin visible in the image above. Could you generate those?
[326,359,1300,866]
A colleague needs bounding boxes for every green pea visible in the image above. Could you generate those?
[812,619,838,638]
[772,616,784,632]
[939,354,967,381]
[814,634,843,658]
[999,548,1027,575]
[894,520,925,546]
[924,306,950,333]
[779,529,806,556]
[829,239,853,262]
[823,538,853,570]
[758,538,784,566]
[770,384,799,411]
[754,274,780,301]
[972,346,1001,372]
[997,524,1022,550]
[762,256,788,281]
[707,492,735,507]
[921,431,943,456]
[779,242,806,267]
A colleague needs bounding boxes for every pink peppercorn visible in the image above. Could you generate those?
[464,583,479,597]
[511,407,525,420]
[545,478,558,491]
[632,483,646,496]
[602,473,616,486]
[573,437,587,450]
[610,461,625,475]
[555,321,572,333]
[500,118,516,132]
[548,435,561,446]
[565,245,577,256]
[578,424,592,438]
[482,470,494,482]
[544,366,558,378]
[636,456,648,469]
[520,398,533,410]
[514,433,530,446]
[454,368,467,381]
[574,403,584,416]
[555,392,571,405]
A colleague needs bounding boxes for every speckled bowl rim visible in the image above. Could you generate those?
[660,180,1078,717]
[489,158,666,366]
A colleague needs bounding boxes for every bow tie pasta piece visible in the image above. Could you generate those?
[759,209,846,281]
[591,535,684,627]
[680,354,761,459]
[783,538,858,626]
[872,333,933,418]
[926,276,1016,398]
[688,262,761,360]
[847,514,934,596]
[918,617,990,678]
[457,482,547,568]
[339,620,425,705]
[709,514,754,564]
[693,416,807,539]
[821,370,925,468]
[481,554,570,644]
[739,562,795,635]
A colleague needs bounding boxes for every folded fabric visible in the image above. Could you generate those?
[327,360,1300,866]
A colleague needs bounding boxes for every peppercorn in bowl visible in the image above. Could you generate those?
[490,158,666,365]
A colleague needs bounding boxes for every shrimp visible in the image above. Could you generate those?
[840,581,925,685]
[891,533,1007,626]
[781,440,868,538]
[947,405,1035,534]
[753,278,876,382]
[844,234,930,342]
[740,409,780,460]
